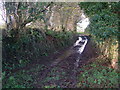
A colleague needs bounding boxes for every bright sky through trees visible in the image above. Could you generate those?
[0,1,5,25]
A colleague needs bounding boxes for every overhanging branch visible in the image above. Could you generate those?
[21,2,53,27]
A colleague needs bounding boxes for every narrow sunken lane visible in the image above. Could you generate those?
[35,35,99,88]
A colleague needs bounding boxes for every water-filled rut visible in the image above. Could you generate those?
[34,35,99,88]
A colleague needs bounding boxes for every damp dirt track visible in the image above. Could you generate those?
[32,36,99,88]
[3,35,99,88]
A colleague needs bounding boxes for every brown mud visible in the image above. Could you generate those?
[32,37,99,88]
[3,35,100,88]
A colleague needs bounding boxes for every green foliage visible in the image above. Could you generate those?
[79,2,119,42]
[3,59,28,71]
[4,76,25,88]
[44,85,56,88]
[78,67,118,88]
[44,85,61,88]
[3,28,74,71]
[2,64,46,88]
[89,10,118,41]
[3,70,33,88]
[3,28,75,88]
[19,59,30,66]
[79,2,108,16]
[77,59,119,88]
[46,30,74,48]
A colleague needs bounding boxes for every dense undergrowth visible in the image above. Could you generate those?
[3,28,74,65]
[2,27,119,88]
[79,2,119,70]
[77,56,119,88]
[2,28,75,88]
[2,54,119,88]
